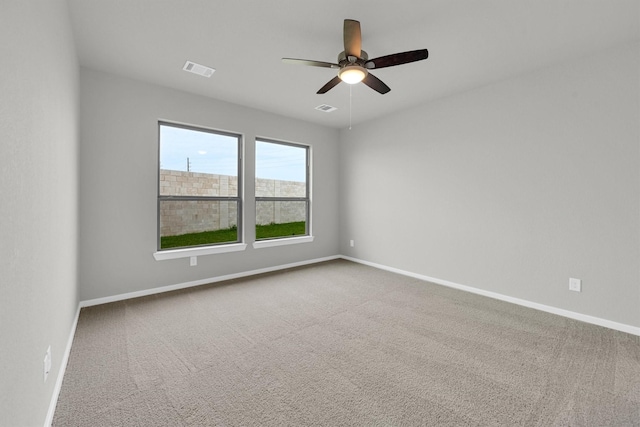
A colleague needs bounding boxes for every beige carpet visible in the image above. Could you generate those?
[54,259,640,426]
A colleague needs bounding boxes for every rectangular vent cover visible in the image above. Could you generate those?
[183,61,215,77]
[315,104,337,113]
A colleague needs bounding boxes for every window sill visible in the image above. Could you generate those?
[253,235,314,249]
[153,243,247,260]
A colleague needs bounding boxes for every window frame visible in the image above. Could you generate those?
[254,138,312,247]
[155,121,244,257]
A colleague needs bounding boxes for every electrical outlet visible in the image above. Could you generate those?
[569,278,581,292]
[44,346,51,382]
[190,256,197,267]
[350,240,355,247]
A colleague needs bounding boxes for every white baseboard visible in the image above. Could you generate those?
[44,304,81,427]
[80,255,341,308]
[341,255,640,337]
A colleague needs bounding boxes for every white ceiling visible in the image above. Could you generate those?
[67,0,639,129]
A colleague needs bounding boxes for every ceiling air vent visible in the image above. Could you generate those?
[315,104,337,113]
[183,61,215,77]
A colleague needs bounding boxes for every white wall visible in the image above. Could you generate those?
[339,42,640,329]
[79,68,340,301]
[0,1,79,426]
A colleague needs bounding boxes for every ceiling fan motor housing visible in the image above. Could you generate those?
[337,50,369,84]
[338,50,368,66]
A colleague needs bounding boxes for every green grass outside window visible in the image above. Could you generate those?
[160,221,305,249]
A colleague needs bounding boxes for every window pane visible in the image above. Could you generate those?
[160,200,238,249]
[256,201,306,240]
[255,141,306,197]
[160,125,238,196]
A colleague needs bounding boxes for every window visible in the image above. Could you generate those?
[255,139,310,242]
[158,122,242,251]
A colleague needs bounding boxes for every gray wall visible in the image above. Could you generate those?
[339,42,640,328]
[0,1,79,426]
[79,68,340,301]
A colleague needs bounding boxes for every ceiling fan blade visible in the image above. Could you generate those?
[362,73,390,94]
[365,49,428,69]
[317,76,342,94]
[343,19,362,58]
[282,58,340,69]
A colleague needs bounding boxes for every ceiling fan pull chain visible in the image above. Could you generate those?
[349,85,352,130]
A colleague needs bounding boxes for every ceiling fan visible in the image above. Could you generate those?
[282,19,428,95]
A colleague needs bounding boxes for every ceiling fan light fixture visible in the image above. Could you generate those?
[339,65,367,84]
